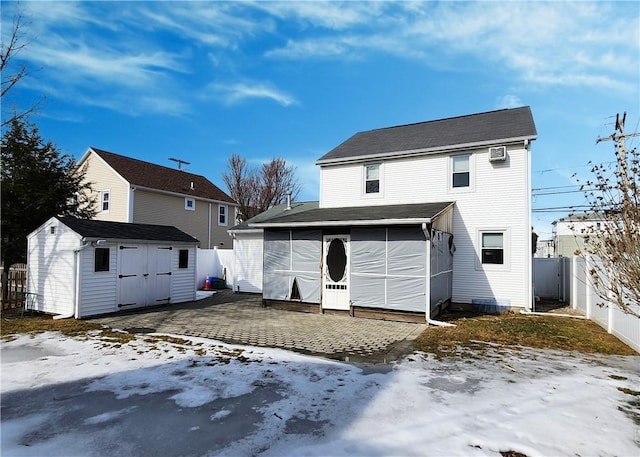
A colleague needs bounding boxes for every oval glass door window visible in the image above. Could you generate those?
[327,238,347,282]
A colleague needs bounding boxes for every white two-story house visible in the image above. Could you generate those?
[78,148,238,249]
[236,107,536,320]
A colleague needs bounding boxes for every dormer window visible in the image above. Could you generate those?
[364,164,380,194]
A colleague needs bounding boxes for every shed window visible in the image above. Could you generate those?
[179,249,189,269]
[364,164,380,194]
[94,248,110,272]
[101,191,110,212]
[481,232,504,265]
[452,155,470,188]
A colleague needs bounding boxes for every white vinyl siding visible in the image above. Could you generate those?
[319,143,530,308]
[77,244,118,318]
[171,246,196,302]
[27,219,80,316]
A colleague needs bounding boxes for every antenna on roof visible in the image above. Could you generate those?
[169,157,190,170]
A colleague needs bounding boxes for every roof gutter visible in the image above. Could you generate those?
[130,184,237,207]
[250,217,433,229]
[316,135,537,166]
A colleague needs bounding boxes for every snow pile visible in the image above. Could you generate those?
[2,332,638,457]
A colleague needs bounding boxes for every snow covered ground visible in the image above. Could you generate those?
[1,330,639,457]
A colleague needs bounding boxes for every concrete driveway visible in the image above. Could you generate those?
[95,290,426,363]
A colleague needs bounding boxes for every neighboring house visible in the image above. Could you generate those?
[553,214,607,257]
[235,106,537,319]
[27,216,199,318]
[534,239,556,258]
[77,147,238,249]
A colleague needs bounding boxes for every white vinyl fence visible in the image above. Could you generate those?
[571,256,640,353]
[195,248,235,290]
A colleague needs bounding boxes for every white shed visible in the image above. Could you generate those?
[27,216,199,318]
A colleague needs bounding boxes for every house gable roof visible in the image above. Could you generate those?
[57,217,199,243]
[88,147,236,204]
[249,201,454,228]
[317,106,537,164]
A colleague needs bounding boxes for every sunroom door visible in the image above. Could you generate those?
[322,235,350,311]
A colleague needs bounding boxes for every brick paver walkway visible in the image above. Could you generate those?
[94,290,426,363]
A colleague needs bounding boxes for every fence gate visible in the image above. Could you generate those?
[533,257,571,302]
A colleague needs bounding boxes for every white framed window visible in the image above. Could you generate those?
[185,197,195,211]
[218,204,227,226]
[451,155,470,189]
[100,190,110,212]
[477,229,509,270]
[364,163,381,195]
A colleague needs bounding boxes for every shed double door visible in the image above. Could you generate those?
[117,245,172,309]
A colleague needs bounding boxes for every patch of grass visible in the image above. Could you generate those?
[1,315,102,337]
[618,387,640,396]
[415,314,636,358]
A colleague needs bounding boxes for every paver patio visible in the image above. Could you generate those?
[94,290,426,363]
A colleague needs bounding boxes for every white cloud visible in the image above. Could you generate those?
[207,81,298,107]
[496,95,524,110]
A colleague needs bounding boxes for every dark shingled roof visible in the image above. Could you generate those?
[58,217,199,243]
[250,202,453,227]
[317,106,536,164]
[90,148,236,204]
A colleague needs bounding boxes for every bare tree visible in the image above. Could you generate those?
[222,153,301,222]
[573,113,640,317]
[1,5,41,127]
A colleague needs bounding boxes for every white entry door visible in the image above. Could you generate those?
[322,235,350,310]
[117,245,146,309]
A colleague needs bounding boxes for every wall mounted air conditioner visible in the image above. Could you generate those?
[489,146,507,162]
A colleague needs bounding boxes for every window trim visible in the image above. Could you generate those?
[476,229,510,270]
[100,190,110,213]
[449,154,474,193]
[218,204,227,226]
[363,163,382,197]
[185,197,195,211]
[94,247,110,272]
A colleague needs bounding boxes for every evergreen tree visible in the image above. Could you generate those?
[1,117,96,301]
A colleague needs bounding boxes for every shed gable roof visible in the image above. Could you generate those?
[317,106,537,164]
[89,147,236,204]
[57,217,199,243]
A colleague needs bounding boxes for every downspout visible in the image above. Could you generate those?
[54,240,90,319]
[422,222,456,328]
[208,203,212,249]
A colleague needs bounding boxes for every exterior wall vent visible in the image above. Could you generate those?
[489,146,507,162]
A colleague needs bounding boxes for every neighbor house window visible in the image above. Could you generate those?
[218,204,227,226]
[179,249,189,269]
[481,232,504,265]
[94,248,110,272]
[185,197,195,211]
[364,164,380,194]
[452,155,470,188]
[101,190,110,212]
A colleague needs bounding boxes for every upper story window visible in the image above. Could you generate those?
[218,204,227,226]
[100,190,110,212]
[452,155,470,188]
[364,164,380,194]
[185,197,195,211]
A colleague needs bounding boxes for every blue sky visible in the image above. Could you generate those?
[2,1,639,239]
